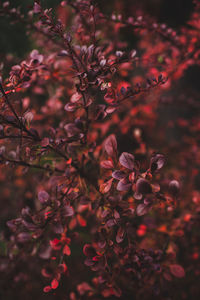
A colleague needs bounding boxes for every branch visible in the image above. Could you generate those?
[0,157,64,174]
[0,83,41,141]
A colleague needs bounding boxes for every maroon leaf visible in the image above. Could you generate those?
[38,190,49,204]
[112,170,126,180]
[41,137,49,147]
[136,204,150,216]
[117,178,132,191]
[134,192,143,200]
[104,134,117,157]
[169,180,180,196]
[7,219,19,231]
[150,154,165,172]
[38,244,52,259]
[64,123,80,137]
[80,196,90,205]
[62,205,74,217]
[136,178,152,194]
[83,244,96,257]
[116,227,125,243]
[101,209,110,218]
[17,232,31,243]
[84,258,95,266]
[29,128,40,139]
[22,220,37,231]
[119,152,135,170]
[94,105,107,120]
[106,219,116,227]
[98,239,106,248]
[52,223,64,234]
[114,209,120,219]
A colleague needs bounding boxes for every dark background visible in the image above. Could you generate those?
[0,0,194,58]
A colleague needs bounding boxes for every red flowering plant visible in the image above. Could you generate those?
[0,0,199,299]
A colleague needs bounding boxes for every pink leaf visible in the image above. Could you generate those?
[33,2,41,14]
[70,92,82,103]
[64,103,77,112]
[100,160,114,169]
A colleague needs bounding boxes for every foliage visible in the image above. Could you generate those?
[0,1,199,299]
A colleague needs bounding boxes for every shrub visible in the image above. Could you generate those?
[0,1,199,299]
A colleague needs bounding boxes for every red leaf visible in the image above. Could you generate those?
[63,244,71,256]
[170,264,185,278]
[100,178,113,194]
[77,214,87,227]
[43,285,52,293]
[51,278,59,289]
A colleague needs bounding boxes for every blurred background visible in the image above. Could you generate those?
[0,0,194,58]
[0,1,199,299]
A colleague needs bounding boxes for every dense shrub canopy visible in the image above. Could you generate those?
[0,1,199,299]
